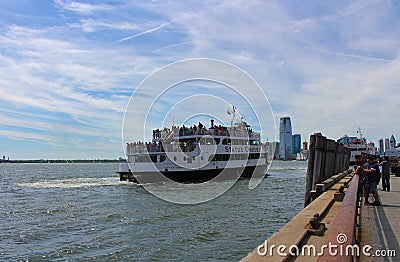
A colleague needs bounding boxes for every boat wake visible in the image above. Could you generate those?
[17,177,126,189]
[268,167,307,171]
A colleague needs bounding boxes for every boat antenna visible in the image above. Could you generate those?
[230,106,236,126]
[357,127,364,141]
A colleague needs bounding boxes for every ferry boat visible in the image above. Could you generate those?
[118,109,269,183]
[337,128,375,164]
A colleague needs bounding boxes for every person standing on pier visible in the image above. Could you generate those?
[380,156,391,191]
[354,157,365,191]
[363,157,382,206]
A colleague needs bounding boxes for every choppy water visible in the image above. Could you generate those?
[0,161,307,261]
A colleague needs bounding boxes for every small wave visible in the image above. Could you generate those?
[194,231,221,243]
[17,177,122,189]
[268,167,307,171]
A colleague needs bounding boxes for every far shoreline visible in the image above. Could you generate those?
[0,159,125,164]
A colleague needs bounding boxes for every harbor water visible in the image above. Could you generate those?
[0,161,306,261]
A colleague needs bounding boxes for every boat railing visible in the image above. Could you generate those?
[126,142,166,154]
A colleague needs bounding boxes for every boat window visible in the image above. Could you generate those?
[179,138,197,152]
[160,155,166,162]
[248,153,260,159]
[208,154,215,162]
[237,139,245,145]
[250,140,260,145]
[222,139,231,145]
[199,137,217,145]
[231,154,248,160]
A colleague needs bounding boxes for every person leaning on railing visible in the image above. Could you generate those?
[362,157,382,206]
[354,157,374,205]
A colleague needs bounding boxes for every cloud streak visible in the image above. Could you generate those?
[114,21,174,43]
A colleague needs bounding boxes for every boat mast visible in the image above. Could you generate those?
[229,105,236,127]
[357,127,364,143]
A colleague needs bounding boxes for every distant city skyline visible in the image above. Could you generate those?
[0,1,399,159]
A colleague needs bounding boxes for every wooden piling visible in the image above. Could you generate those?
[305,133,352,206]
[333,143,342,175]
[323,139,336,181]
[305,134,317,207]
[312,134,326,191]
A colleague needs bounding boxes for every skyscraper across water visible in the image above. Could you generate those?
[385,138,390,151]
[390,135,396,149]
[292,134,301,156]
[378,138,384,155]
[279,117,293,160]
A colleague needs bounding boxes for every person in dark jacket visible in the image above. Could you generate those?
[363,157,381,206]
[379,156,391,191]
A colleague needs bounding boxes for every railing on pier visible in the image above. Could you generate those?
[316,174,361,261]
[305,133,351,207]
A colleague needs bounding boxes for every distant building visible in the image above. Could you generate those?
[385,138,390,151]
[296,140,309,160]
[292,134,301,156]
[302,141,308,151]
[279,117,293,160]
[378,139,384,155]
[390,135,396,149]
[267,141,280,160]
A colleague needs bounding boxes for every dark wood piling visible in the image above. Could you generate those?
[305,133,351,207]
[305,134,317,207]
[323,139,336,181]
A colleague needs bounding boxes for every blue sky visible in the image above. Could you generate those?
[0,0,399,159]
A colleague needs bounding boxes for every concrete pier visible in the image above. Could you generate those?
[242,173,400,261]
[360,175,400,261]
[241,171,353,262]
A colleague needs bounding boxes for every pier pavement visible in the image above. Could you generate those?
[360,174,400,261]
[242,174,400,261]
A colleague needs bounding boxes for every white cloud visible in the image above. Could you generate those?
[54,0,116,14]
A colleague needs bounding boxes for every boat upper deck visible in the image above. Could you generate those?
[126,121,263,155]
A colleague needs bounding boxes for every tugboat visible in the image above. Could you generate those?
[118,108,269,183]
